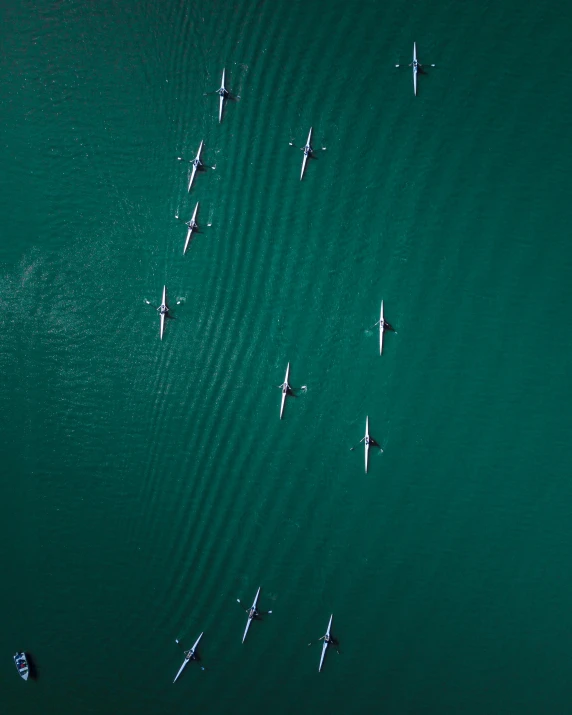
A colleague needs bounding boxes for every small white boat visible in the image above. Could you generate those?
[279,362,291,419]
[218,68,227,123]
[379,300,385,356]
[159,285,167,340]
[242,587,261,643]
[14,652,29,681]
[184,202,199,254]
[319,615,333,672]
[413,42,418,96]
[188,140,203,192]
[300,127,313,180]
[173,632,203,683]
[363,416,370,473]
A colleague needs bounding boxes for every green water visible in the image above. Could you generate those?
[2,0,572,712]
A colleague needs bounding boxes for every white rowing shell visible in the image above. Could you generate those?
[364,416,369,473]
[379,300,384,356]
[160,285,166,341]
[219,68,225,123]
[243,587,261,643]
[413,42,417,96]
[319,614,333,672]
[280,362,290,419]
[300,127,312,180]
[184,202,199,254]
[173,632,203,683]
[188,140,203,192]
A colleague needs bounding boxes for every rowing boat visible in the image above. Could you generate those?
[364,416,370,473]
[379,300,384,356]
[184,202,199,254]
[159,285,167,341]
[319,615,333,672]
[413,42,418,96]
[280,363,290,419]
[243,587,260,643]
[188,140,203,192]
[173,632,203,683]
[300,127,312,180]
[218,68,226,123]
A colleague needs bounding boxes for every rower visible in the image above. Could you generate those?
[186,219,197,229]
[193,156,201,168]
[158,304,168,315]
[248,606,258,620]
[217,87,228,97]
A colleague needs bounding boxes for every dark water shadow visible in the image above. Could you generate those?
[26,652,38,681]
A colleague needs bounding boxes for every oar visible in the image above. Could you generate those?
[369,437,384,453]
[178,155,216,170]
[236,598,272,614]
[146,298,182,310]
[395,62,435,68]
[308,638,341,655]
[349,439,365,451]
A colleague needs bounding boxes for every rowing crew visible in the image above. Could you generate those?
[246,604,260,622]
[145,297,169,316]
[180,646,199,663]
[318,632,340,655]
[241,601,272,621]
[281,382,292,397]
[378,317,394,332]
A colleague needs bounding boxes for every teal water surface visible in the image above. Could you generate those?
[1,0,572,713]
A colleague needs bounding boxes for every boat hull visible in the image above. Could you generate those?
[243,587,261,642]
[319,615,333,672]
[188,141,203,191]
[280,363,290,419]
[379,300,384,355]
[219,68,225,123]
[184,202,199,254]
[173,632,203,683]
[413,42,417,96]
[300,127,312,180]
[160,285,166,340]
[14,652,29,681]
[365,416,369,473]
